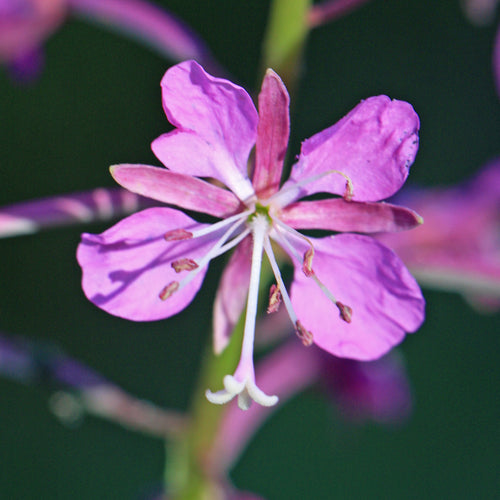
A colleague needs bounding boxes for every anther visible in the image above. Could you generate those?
[295,320,314,347]
[164,229,193,241]
[302,248,315,277]
[336,301,352,323]
[171,258,199,273]
[159,281,179,300]
[267,284,282,314]
[343,178,354,201]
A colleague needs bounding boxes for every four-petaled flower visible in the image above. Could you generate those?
[77,60,425,410]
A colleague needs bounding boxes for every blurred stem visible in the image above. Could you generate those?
[260,0,313,94]
[165,315,245,500]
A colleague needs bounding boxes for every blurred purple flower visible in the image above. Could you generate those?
[378,160,500,309]
[0,187,157,238]
[209,340,412,475]
[77,60,424,409]
[0,0,221,80]
[461,0,499,25]
[0,332,186,435]
[0,0,66,79]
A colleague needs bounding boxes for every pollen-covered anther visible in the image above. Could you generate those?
[163,228,193,241]
[343,176,354,201]
[336,301,353,323]
[295,320,314,347]
[159,281,179,300]
[171,258,199,273]
[302,248,315,277]
[267,284,282,314]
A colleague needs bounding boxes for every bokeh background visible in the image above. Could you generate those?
[1,0,499,498]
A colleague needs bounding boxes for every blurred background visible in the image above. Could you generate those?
[1,0,499,498]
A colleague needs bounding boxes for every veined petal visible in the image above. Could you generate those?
[213,236,252,354]
[110,164,242,218]
[252,69,290,198]
[77,207,214,321]
[290,234,425,360]
[281,96,419,203]
[152,60,257,201]
[279,198,423,233]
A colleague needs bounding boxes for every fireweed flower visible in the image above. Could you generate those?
[378,160,500,308]
[77,60,425,410]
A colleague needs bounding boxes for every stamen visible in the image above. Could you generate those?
[302,248,315,277]
[171,217,248,297]
[171,258,198,273]
[212,227,251,259]
[268,169,355,208]
[273,219,316,278]
[295,320,314,346]
[189,209,252,240]
[263,237,299,327]
[159,281,179,300]
[164,229,193,241]
[336,301,353,323]
[271,222,355,324]
[342,176,354,201]
[267,284,281,314]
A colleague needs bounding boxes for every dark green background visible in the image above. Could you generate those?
[1,0,499,498]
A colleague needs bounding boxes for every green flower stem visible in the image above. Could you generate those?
[165,315,245,500]
[260,0,313,92]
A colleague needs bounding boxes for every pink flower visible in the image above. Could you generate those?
[379,160,500,309]
[0,0,67,78]
[77,60,425,409]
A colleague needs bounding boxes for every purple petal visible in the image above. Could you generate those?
[213,236,252,354]
[252,69,290,198]
[77,207,213,321]
[290,234,425,360]
[151,60,257,201]
[282,96,420,203]
[110,164,242,218]
[279,198,423,233]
